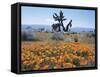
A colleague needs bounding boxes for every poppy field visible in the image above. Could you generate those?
[21,38,95,71]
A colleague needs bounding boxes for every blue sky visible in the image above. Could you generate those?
[21,6,95,28]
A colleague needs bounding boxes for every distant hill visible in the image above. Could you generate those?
[22,24,95,33]
[22,24,51,32]
[22,24,50,29]
[70,27,95,33]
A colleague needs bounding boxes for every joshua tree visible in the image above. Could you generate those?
[52,10,72,32]
[53,10,66,32]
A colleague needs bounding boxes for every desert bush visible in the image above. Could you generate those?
[67,50,75,54]
[51,32,64,41]
[87,61,95,67]
[86,32,95,38]
[64,38,74,42]
[74,38,78,42]
[72,58,80,66]
[65,32,70,35]
[21,64,33,71]
[71,32,77,34]
[21,30,40,41]
[76,51,81,56]
[90,33,95,37]
[66,59,71,63]
[81,51,88,58]
[44,30,49,33]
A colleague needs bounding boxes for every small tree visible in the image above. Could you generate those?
[53,10,66,32]
[52,10,72,32]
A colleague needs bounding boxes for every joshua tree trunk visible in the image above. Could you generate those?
[58,21,61,32]
[61,21,66,32]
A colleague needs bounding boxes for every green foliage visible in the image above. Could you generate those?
[87,61,95,67]
[81,51,88,58]
[66,59,71,63]
[48,63,55,69]
[67,50,75,55]
[21,64,33,71]
[76,51,81,56]
[72,58,80,66]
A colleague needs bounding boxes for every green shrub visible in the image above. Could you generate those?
[87,61,95,67]
[81,51,88,58]
[68,50,75,54]
[21,64,33,71]
[76,51,81,56]
[66,59,71,63]
[72,58,80,66]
